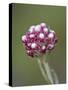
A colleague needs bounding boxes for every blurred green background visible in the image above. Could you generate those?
[12,3,66,86]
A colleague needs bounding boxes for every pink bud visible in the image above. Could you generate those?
[29,25,35,33]
[42,46,46,50]
[31,43,37,49]
[22,35,27,42]
[43,28,49,35]
[40,46,46,53]
[39,33,45,39]
[29,34,35,38]
[48,33,54,39]
[35,25,41,32]
[40,23,46,28]
[48,44,54,50]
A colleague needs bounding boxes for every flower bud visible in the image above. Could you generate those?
[31,43,37,49]
[29,25,35,33]
[35,25,41,32]
[40,23,46,28]
[22,23,58,57]
[22,35,27,42]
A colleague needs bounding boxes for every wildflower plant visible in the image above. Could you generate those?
[22,23,59,84]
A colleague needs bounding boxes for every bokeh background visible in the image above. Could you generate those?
[12,3,66,86]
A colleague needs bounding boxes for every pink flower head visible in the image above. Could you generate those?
[22,23,58,57]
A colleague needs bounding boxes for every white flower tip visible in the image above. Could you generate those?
[29,28,33,33]
[42,46,46,50]
[48,33,54,38]
[29,34,34,38]
[40,23,46,27]
[43,28,48,32]
[29,25,35,33]
[22,35,27,41]
[31,43,37,49]
[39,33,45,39]
[50,30,55,33]
[35,25,41,32]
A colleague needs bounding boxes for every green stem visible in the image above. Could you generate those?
[37,58,52,84]
[37,55,59,84]
[43,61,54,84]
[51,69,59,84]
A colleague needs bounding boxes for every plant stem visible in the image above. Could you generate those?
[37,58,52,84]
[43,61,54,84]
[51,69,59,84]
[37,55,59,84]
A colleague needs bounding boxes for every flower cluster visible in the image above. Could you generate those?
[22,23,58,57]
